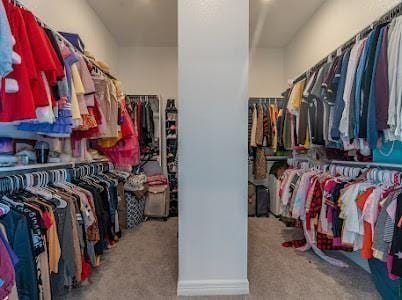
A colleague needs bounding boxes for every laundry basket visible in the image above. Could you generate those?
[144,185,170,219]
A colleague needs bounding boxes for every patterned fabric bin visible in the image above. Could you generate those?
[125,192,146,229]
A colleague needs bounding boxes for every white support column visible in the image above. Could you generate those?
[178,0,249,296]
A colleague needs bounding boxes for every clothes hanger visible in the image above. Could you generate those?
[0,202,10,215]
[6,176,15,194]
[25,172,52,200]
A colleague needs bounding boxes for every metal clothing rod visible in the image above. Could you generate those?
[128,95,159,97]
[0,159,110,177]
[288,1,402,85]
[329,160,402,170]
[249,97,284,101]
[249,156,289,161]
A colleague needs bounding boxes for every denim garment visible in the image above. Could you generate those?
[360,26,382,139]
[368,259,401,300]
[0,210,39,300]
[330,49,351,140]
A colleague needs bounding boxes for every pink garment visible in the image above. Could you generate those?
[97,135,140,169]
[96,105,140,168]
[324,179,338,194]
[147,175,168,186]
[387,255,400,280]
[387,198,397,222]
[362,187,383,240]
[77,57,95,106]
[0,238,15,299]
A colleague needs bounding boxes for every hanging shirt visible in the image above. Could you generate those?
[287,79,306,134]
[299,73,316,145]
[367,26,386,149]
[309,63,331,145]
[356,187,375,259]
[250,105,257,147]
[330,48,351,140]
[339,38,365,140]
[340,183,365,250]
[386,16,402,140]
[375,26,390,131]
[390,193,402,276]
[71,62,85,119]
[263,104,272,147]
[359,26,382,139]
[255,104,264,146]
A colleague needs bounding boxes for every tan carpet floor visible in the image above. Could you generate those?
[68,217,379,300]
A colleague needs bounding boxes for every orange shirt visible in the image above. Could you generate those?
[356,188,374,259]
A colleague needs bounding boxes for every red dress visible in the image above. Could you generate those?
[22,9,64,107]
[1,1,37,121]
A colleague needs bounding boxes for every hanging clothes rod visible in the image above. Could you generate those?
[329,160,402,170]
[249,156,289,162]
[289,154,402,170]
[248,97,285,101]
[0,159,110,177]
[249,98,285,107]
[127,95,160,98]
[288,1,402,85]
[10,0,116,80]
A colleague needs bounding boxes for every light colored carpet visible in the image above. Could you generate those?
[67,217,379,300]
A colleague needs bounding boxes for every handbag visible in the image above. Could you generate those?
[124,174,147,192]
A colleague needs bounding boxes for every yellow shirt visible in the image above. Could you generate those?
[287,79,306,114]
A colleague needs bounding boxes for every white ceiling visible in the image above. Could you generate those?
[87,0,326,48]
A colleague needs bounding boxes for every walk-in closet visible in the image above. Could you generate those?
[1,0,401,299]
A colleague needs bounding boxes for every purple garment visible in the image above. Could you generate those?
[375,26,389,131]
[387,255,400,280]
[0,229,18,265]
[0,232,16,299]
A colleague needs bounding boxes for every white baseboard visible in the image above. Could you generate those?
[177,279,250,296]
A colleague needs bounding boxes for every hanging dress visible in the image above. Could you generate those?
[1,1,37,122]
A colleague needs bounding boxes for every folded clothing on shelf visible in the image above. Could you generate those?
[147,175,168,186]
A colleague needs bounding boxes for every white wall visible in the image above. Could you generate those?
[250,47,285,97]
[21,0,119,71]
[285,0,400,81]
[117,46,285,99]
[178,0,249,296]
[117,46,178,99]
